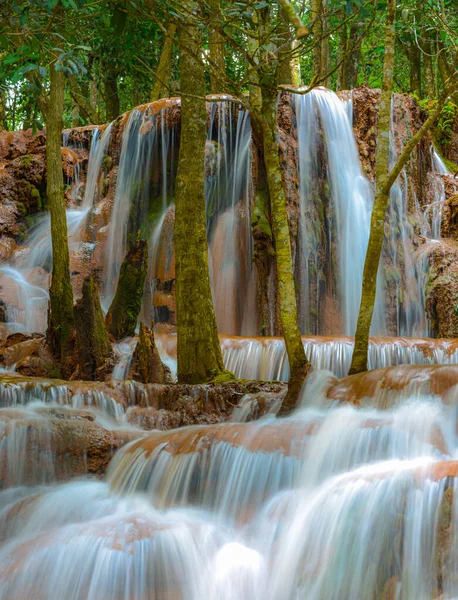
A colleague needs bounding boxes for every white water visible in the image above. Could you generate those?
[1,371,457,597]
[1,126,112,334]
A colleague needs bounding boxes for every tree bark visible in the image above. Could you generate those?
[46,63,75,366]
[349,0,458,374]
[174,4,231,384]
[407,36,422,96]
[150,22,176,102]
[105,238,148,340]
[75,276,112,380]
[420,35,435,98]
[104,70,120,122]
[310,0,330,86]
[0,90,6,131]
[261,87,311,411]
[277,10,293,86]
[209,0,225,93]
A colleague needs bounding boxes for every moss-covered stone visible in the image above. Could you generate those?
[75,276,113,381]
[105,237,148,340]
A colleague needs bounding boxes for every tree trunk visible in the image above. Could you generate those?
[421,38,436,98]
[174,6,230,383]
[130,322,171,383]
[150,22,176,102]
[104,70,120,122]
[277,10,293,86]
[349,0,395,375]
[209,0,225,93]
[46,63,75,366]
[0,90,6,131]
[261,88,311,411]
[75,276,112,380]
[105,238,148,340]
[349,1,457,374]
[407,37,422,96]
[310,0,330,85]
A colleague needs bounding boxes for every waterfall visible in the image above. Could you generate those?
[0,125,112,334]
[206,102,257,335]
[102,104,178,310]
[294,89,381,336]
[1,364,458,596]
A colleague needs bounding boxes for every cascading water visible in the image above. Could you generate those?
[206,101,257,335]
[102,103,178,311]
[2,368,458,597]
[0,125,112,334]
[294,88,385,336]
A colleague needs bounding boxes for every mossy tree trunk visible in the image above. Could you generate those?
[105,238,148,340]
[209,0,225,94]
[46,63,75,366]
[174,3,230,384]
[131,322,171,383]
[261,86,311,411]
[75,276,112,380]
[407,36,422,96]
[421,37,436,98]
[277,10,293,86]
[150,22,176,102]
[349,1,458,374]
[104,71,120,122]
[310,0,330,86]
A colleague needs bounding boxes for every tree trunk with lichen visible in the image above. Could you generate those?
[261,87,311,411]
[174,5,231,384]
[150,22,176,102]
[104,70,120,122]
[209,0,225,93]
[105,238,148,340]
[46,64,75,368]
[311,0,330,85]
[75,276,112,380]
[130,322,171,383]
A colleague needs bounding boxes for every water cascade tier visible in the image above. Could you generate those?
[1,367,458,597]
[2,89,456,341]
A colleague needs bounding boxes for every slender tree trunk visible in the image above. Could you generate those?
[46,64,74,365]
[407,37,422,96]
[104,70,120,122]
[209,0,225,93]
[277,10,293,86]
[310,0,330,85]
[0,91,6,131]
[311,0,323,78]
[349,0,395,375]
[349,1,458,374]
[174,4,230,383]
[337,8,348,90]
[421,38,436,98]
[436,39,451,88]
[261,87,311,410]
[150,22,176,102]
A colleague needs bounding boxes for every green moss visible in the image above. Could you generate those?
[20,154,33,169]
[103,155,112,170]
[16,202,27,217]
[210,370,237,384]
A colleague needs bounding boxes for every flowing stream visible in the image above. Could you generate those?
[0,370,457,597]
